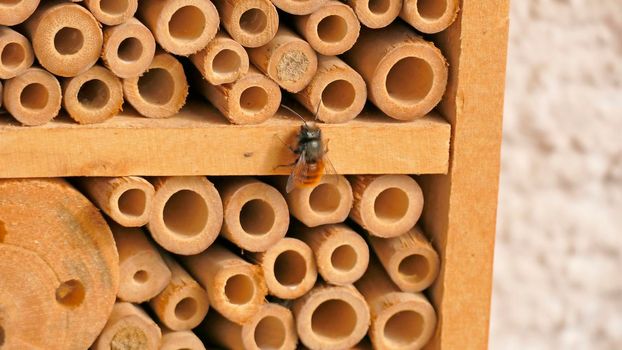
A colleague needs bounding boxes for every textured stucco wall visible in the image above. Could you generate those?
[490,0,622,348]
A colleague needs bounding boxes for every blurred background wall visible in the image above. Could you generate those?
[490,0,622,348]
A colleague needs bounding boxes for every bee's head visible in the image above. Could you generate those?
[300,121,321,139]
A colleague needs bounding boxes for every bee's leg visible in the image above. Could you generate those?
[273,133,297,153]
[273,161,297,170]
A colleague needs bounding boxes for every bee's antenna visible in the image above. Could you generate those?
[281,104,309,126]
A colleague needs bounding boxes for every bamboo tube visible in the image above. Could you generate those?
[193,66,281,125]
[401,0,460,34]
[292,284,370,350]
[0,179,119,349]
[137,0,219,56]
[355,258,436,350]
[76,176,155,227]
[294,55,366,124]
[123,51,188,118]
[270,0,327,15]
[84,0,138,25]
[217,177,289,252]
[293,224,369,285]
[92,302,162,350]
[344,0,402,28]
[181,243,268,324]
[2,67,62,126]
[0,0,39,26]
[0,81,2,108]
[23,2,103,77]
[0,27,35,79]
[349,175,424,238]
[293,1,359,56]
[198,303,297,350]
[161,329,206,350]
[247,238,317,299]
[248,26,318,93]
[148,176,223,255]
[369,225,440,292]
[62,65,123,124]
[102,17,156,78]
[212,0,279,48]
[111,224,172,303]
[342,22,448,120]
[150,254,210,331]
[190,32,249,85]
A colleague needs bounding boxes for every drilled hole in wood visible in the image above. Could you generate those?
[311,299,357,339]
[78,79,110,110]
[1,42,25,68]
[254,316,286,349]
[169,6,205,41]
[239,8,267,35]
[55,279,85,308]
[175,297,198,321]
[224,274,254,305]
[117,37,143,62]
[20,83,48,110]
[384,310,424,346]
[54,27,84,55]
[163,190,208,236]
[274,250,306,286]
[118,188,147,217]
[133,270,148,284]
[240,199,275,235]
[374,187,409,223]
[398,254,429,283]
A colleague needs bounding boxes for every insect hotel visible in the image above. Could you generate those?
[0,0,508,349]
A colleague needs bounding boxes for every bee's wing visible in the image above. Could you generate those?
[322,153,342,187]
[286,150,308,193]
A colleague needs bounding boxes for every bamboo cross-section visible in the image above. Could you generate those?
[2,67,61,125]
[212,0,279,48]
[101,17,156,78]
[0,0,39,26]
[0,27,34,79]
[160,329,206,350]
[84,0,138,25]
[400,0,460,34]
[345,0,402,29]
[190,32,250,85]
[92,302,162,350]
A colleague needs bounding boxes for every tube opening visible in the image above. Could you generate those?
[169,6,206,41]
[20,83,49,110]
[163,190,209,236]
[254,315,286,349]
[309,183,341,214]
[240,86,268,114]
[54,27,84,55]
[224,274,254,305]
[317,15,347,43]
[368,0,390,14]
[175,297,198,321]
[0,0,20,5]
[1,42,25,69]
[239,199,275,235]
[384,310,424,346]
[118,188,147,217]
[322,80,356,112]
[417,0,448,19]
[331,245,357,272]
[385,57,434,103]
[133,270,148,283]
[77,79,110,110]
[117,37,143,62]
[374,188,409,223]
[212,49,241,75]
[398,254,430,283]
[274,250,307,286]
[100,0,129,15]
[311,299,357,339]
[55,279,85,308]
[239,8,267,35]
[138,68,175,105]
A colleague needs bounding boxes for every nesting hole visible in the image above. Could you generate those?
[1,42,25,69]
[331,245,357,272]
[100,0,129,15]
[398,254,430,283]
[118,188,147,217]
[384,311,424,346]
[374,188,409,223]
[54,27,84,55]
[239,199,275,235]
[368,0,390,14]
[274,250,307,286]
[311,299,357,339]
[77,79,110,110]
[138,68,175,105]
[20,83,48,110]
[317,15,347,43]
[254,316,286,349]
[175,297,198,321]
[385,57,434,103]
[169,6,206,41]
[239,8,267,35]
[417,0,448,19]
[240,86,268,113]
[163,190,209,236]
[133,270,148,284]
[111,326,148,350]
[322,80,356,111]
[212,49,241,75]
[117,37,143,62]
[55,279,85,308]
[224,274,254,305]
[309,183,341,214]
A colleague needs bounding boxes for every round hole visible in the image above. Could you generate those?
[133,270,148,284]
[274,250,307,286]
[317,15,347,43]
[309,183,341,214]
[331,245,357,272]
[224,274,254,305]
[322,80,356,112]
[54,27,84,55]
[117,37,143,62]
[417,0,448,19]
[118,189,147,217]
[77,79,110,110]
[239,199,275,235]
[374,188,410,223]
[175,297,198,321]
[1,42,25,69]
[163,190,209,236]
[55,279,85,308]
[368,0,390,14]
[254,316,286,349]
[398,254,430,283]
[137,68,175,105]
[168,6,206,41]
[100,0,129,15]
[239,86,268,113]
[384,311,424,346]
[20,83,49,110]
[239,8,267,35]
[385,57,434,103]
[212,49,241,75]
[311,299,357,339]
[0,0,21,5]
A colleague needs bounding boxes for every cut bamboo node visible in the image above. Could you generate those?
[77,176,155,227]
[123,51,188,118]
[343,23,448,120]
[0,27,35,79]
[369,225,440,292]
[138,0,219,56]
[190,32,250,85]
[213,0,279,48]
[349,175,424,238]
[248,26,318,93]
[150,254,210,331]
[111,224,172,303]
[294,55,366,124]
[161,329,206,350]
[401,0,460,34]
[148,176,223,255]
[0,0,39,26]
[102,17,156,78]
[181,244,268,324]
[292,284,370,350]
[24,2,103,77]
[92,302,162,350]
[62,65,123,124]
[84,0,138,25]
[294,1,360,56]
[3,67,61,126]
[270,0,327,15]
[345,0,402,28]
[248,237,317,299]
